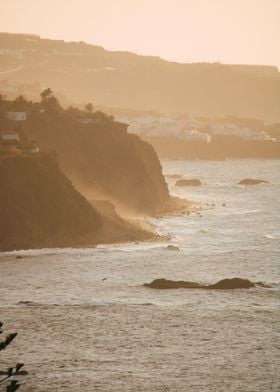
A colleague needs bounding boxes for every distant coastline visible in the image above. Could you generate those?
[142,135,280,160]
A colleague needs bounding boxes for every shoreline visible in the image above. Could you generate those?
[0,196,198,253]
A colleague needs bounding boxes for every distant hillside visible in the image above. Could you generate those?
[0,33,279,122]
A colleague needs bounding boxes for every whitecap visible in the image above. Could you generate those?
[265,234,275,239]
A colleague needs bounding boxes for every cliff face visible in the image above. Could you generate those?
[24,113,171,214]
[0,154,103,250]
[1,33,280,122]
[0,154,156,251]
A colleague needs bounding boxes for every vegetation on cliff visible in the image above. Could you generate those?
[0,92,171,250]
[0,94,171,215]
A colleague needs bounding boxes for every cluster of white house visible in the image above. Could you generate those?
[116,114,275,143]
[116,114,211,142]
[210,124,275,141]
[0,111,40,156]
[0,131,39,156]
[5,111,27,121]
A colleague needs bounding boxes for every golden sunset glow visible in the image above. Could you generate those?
[1,0,280,67]
[0,1,279,391]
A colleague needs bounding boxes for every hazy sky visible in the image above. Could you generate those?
[1,0,280,68]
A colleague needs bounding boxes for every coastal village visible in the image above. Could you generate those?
[115,112,277,144]
[0,85,279,162]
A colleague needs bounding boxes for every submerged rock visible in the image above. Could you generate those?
[166,245,180,251]
[144,277,270,290]
[166,174,182,179]
[175,179,202,187]
[238,178,269,185]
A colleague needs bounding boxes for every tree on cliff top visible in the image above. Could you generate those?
[40,88,61,112]
[85,102,94,113]
[40,88,53,100]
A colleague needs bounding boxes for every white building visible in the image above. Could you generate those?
[211,123,250,137]
[0,132,20,142]
[243,131,276,142]
[181,130,212,143]
[6,112,27,121]
[211,123,275,142]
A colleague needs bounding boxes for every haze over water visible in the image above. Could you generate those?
[1,159,279,391]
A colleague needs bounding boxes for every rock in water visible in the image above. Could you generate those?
[175,179,202,187]
[238,178,269,185]
[208,278,255,289]
[144,277,270,290]
[166,245,180,251]
[143,279,201,289]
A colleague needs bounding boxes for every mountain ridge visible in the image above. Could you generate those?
[1,32,279,122]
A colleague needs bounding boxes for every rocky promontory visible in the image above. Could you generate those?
[23,112,172,215]
[0,154,155,251]
[0,95,191,251]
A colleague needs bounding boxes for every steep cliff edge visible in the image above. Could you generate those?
[0,154,155,251]
[23,112,172,214]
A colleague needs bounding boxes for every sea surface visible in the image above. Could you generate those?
[0,159,279,391]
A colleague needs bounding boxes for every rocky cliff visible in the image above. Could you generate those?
[23,112,171,215]
[0,154,155,251]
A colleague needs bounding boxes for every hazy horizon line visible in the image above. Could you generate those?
[1,30,279,71]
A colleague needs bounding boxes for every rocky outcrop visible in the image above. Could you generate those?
[24,113,172,215]
[90,200,157,244]
[165,245,180,251]
[0,154,155,251]
[143,277,270,289]
[176,179,202,187]
[0,154,101,250]
[207,278,255,289]
[238,178,269,185]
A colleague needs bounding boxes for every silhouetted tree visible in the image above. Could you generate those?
[85,102,93,113]
[40,88,53,100]
[12,95,29,111]
[40,88,61,112]
[0,321,28,391]
[66,106,80,116]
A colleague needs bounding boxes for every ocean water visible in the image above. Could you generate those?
[0,159,279,391]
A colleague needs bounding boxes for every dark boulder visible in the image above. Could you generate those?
[166,245,180,251]
[143,278,201,289]
[208,278,255,289]
[238,178,269,185]
[176,179,202,187]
